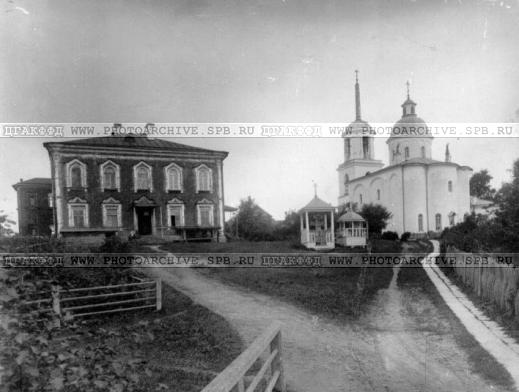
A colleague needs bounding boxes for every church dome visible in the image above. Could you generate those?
[388,87,433,140]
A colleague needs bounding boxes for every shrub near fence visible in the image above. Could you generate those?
[445,245,519,323]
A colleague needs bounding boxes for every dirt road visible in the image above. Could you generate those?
[146,257,511,392]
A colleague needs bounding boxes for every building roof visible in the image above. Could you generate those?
[470,196,494,207]
[299,196,334,213]
[389,115,433,139]
[338,210,365,222]
[12,177,52,190]
[44,135,228,156]
[341,157,472,184]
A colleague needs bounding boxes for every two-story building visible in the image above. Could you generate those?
[12,178,53,236]
[43,134,228,243]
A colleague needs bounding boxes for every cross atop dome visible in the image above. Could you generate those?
[401,80,417,117]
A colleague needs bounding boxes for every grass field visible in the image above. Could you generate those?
[196,239,401,322]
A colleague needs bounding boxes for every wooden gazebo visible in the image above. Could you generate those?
[299,195,335,250]
[337,210,368,248]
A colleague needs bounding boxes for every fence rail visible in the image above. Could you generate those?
[201,322,286,392]
[20,277,162,322]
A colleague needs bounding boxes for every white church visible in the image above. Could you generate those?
[337,74,472,235]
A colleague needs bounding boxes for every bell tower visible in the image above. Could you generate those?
[338,71,383,207]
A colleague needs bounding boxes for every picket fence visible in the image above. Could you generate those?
[446,246,519,321]
[201,322,286,392]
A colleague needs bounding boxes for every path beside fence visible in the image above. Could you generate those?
[424,240,519,389]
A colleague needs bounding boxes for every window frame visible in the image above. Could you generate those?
[418,214,423,232]
[66,159,87,189]
[102,197,122,228]
[164,163,183,192]
[448,180,453,193]
[67,197,89,228]
[196,199,214,227]
[100,160,121,191]
[195,164,213,193]
[133,162,153,192]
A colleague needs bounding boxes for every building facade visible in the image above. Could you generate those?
[43,134,228,242]
[338,76,472,235]
[12,178,53,236]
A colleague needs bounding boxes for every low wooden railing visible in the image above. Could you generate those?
[20,277,162,322]
[201,322,286,392]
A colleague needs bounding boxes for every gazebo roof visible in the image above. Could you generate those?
[299,196,334,213]
[338,211,365,222]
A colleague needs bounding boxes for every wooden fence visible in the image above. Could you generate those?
[21,277,162,322]
[446,246,519,322]
[201,322,286,392]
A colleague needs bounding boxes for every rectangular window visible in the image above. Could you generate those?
[199,205,212,226]
[105,206,119,227]
[435,214,442,231]
[29,194,36,207]
[71,206,86,228]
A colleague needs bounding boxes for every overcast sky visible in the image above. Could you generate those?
[1,0,519,228]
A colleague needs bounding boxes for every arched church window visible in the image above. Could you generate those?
[362,137,369,159]
[404,147,410,159]
[448,181,453,192]
[377,189,380,201]
[421,146,425,158]
[435,213,442,231]
[359,194,363,204]
[418,214,423,232]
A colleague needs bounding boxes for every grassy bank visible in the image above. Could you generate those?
[197,240,400,322]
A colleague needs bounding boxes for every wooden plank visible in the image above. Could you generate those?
[64,281,155,293]
[62,296,156,312]
[245,349,278,392]
[201,322,282,392]
[60,288,155,302]
[155,279,162,311]
[264,371,280,392]
[72,304,156,318]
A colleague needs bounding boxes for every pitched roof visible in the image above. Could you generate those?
[12,177,52,190]
[299,196,334,212]
[338,211,365,222]
[44,135,227,155]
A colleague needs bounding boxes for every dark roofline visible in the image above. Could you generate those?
[12,177,52,191]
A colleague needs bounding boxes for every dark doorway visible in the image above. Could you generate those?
[136,207,153,235]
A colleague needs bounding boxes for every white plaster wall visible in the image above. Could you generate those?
[387,137,433,164]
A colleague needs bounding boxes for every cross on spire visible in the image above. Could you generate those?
[313,181,318,197]
[355,69,359,83]
[406,80,410,99]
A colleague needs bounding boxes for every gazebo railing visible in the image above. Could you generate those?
[341,228,367,238]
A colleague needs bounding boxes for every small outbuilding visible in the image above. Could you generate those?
[336,210,368,248]
[299,195,335,250]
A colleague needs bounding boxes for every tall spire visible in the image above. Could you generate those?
[355,70,361,121]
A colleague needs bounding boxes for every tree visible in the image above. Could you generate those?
[274,210,300,240]
[0,211,15,237]
[493,159,519,251]
[359,203,392,235]
[226,197,276,241]
[470,169,496,200]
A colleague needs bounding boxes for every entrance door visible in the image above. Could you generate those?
[136,207,153,235]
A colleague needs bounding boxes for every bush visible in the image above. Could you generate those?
[381,231,399,241]
[97,235,131,253]
[400,232,411,242]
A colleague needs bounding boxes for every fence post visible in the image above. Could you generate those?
[155,279,162,311]
[51,284,61,327]
[269,329,286,392]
